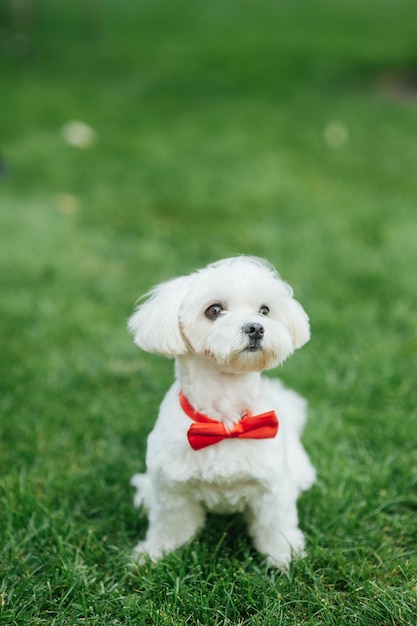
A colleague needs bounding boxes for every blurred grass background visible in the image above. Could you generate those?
[1,0,417,624]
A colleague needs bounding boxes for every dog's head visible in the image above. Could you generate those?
[128,256,310,373]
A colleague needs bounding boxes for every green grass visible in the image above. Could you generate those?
[1,0,417,623]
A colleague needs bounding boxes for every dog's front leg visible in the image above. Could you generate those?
[132,488,206,563]
[246,485,305,570]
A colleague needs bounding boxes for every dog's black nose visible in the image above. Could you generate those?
[243,322,264,340]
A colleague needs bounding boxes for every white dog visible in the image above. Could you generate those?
[128,256,316,569]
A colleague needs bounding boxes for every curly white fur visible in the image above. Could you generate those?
[128,256,316,569]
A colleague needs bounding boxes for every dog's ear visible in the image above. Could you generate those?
[279,283,310,350]
[283,297,310,349]
[128,276,191,356]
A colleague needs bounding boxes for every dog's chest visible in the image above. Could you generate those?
[158,440,276,514]
[148,405,283,514]
[187,475,267,514]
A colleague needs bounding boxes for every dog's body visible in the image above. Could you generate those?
[128,256,316,569]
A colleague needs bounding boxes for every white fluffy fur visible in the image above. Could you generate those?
[128,256,316,569]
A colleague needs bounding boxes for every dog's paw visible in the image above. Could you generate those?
[284,528,306,555]
[265,529,306,571]
[130,473,151,509]
[265,550,292,571]
[131,541,163,565]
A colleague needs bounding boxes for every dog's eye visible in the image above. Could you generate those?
[259,305,270,316]
[205,303,223,320]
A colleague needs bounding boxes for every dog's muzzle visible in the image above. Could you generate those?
[243,322,264,351]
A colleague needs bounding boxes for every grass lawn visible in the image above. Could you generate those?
[1,0,417,623]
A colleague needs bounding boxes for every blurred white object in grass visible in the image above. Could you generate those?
[323,121,349,149]
[61,120,97,148]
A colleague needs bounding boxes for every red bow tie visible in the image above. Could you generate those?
[179,391,279,451]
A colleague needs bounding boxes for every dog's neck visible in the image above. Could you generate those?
[175,355,262,426]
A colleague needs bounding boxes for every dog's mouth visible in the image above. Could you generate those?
[243,341,263,353]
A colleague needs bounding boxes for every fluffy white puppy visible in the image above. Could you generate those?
[128,256,316,569]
